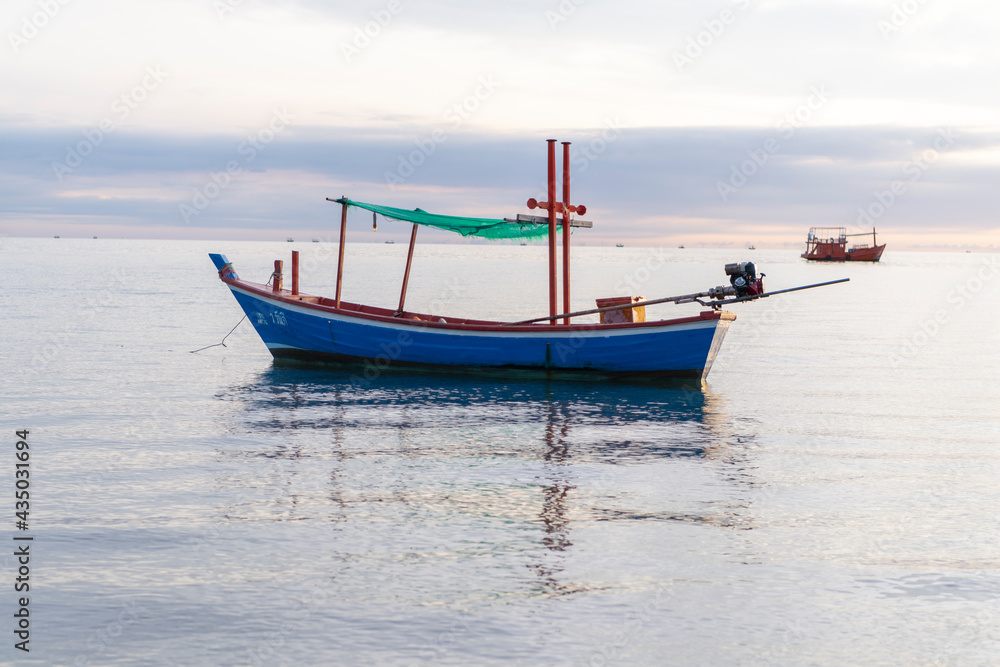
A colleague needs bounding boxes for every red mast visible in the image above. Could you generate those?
[547,140,558,323]
[527,139,586,325]
[561,142,571,325]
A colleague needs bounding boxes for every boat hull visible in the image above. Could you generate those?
[801,243,885,262]
[213,262,735,381]
[801,227,885,262]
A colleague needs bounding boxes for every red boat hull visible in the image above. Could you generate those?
[802,241,885,262]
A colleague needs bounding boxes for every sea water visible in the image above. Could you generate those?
[1,238,998,666]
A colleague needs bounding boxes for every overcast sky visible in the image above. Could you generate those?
[2,0,999,248]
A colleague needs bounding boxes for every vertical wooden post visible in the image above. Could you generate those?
[291,250,299,295]
[561,141,571,325]
[546,139,557,325]
[397,223,419,315]
[335,197,348,308]
[272,260,283,293]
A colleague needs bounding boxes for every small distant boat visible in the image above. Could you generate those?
[54,235,60,239]
[616,243,624,247]
[93,236,97,239]
[678,245,685,249]
[312,239,320,243]
[385,240,395,244]
[747,244,755,250]
[286,238,294,242]
[802,227,885,262]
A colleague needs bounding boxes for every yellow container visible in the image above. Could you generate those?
[595,296,646,324]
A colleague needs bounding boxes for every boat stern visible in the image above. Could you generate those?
[699,311,735,381]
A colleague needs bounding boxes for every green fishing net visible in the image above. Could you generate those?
[334,198,558,241]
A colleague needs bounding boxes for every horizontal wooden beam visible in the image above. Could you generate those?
[504,214,593,228]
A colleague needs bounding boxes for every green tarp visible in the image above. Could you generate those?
[334,198,556,241]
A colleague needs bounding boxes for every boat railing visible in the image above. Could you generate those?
[806,227,848,244]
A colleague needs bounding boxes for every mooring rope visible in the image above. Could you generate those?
[190,315,247,354]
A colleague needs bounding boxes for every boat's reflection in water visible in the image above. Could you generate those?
[218,367,758,597]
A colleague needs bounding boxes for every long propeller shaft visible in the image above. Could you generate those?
[504,278,849,325]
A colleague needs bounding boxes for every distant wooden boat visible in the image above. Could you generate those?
[286,238,294,242]
[616,243,624,247]
[802,227,884,262]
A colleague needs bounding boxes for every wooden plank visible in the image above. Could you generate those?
[504,214,593,228]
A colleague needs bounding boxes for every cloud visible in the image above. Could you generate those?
[2,123,999,247]
[7,0,1000,134]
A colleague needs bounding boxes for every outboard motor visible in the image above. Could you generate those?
[724,261,765,298]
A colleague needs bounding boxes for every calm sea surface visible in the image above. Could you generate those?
[1,238,998,666]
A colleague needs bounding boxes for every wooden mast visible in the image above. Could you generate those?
[397,223,419,315]
[335,197,348,308]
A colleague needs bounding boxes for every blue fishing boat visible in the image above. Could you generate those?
[209,251,736,380]
[209,140,846,381]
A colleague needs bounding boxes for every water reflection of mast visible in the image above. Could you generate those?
[327,385,348,525]
[528,386,580,596]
